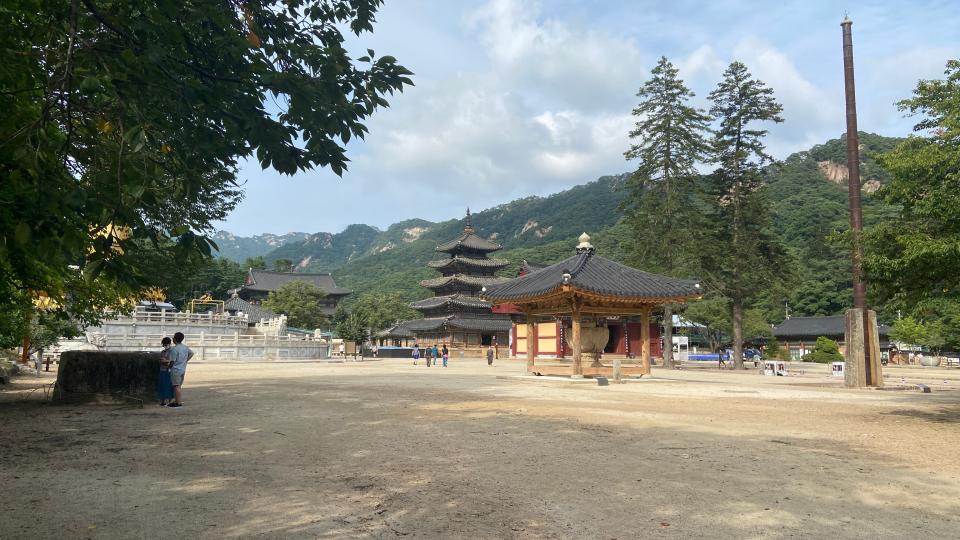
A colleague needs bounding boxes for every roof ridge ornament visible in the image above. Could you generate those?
[464,207,474,234]
[575,232,594,254]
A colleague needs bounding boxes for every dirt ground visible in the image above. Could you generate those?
[1,358,959,539]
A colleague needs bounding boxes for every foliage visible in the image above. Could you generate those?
[333,305,369,345]
[864,59,960,349]
[262,281,329,330]
[764,336,784,360]
[621,56,710,368]
[0,0,411,338]
[802,336,843,364]
[699,61,789,368]
[243,256,268,270]
[349,292,419,332]
[683,297,772,352]
[272,259,295,272]
[889,316,947,354]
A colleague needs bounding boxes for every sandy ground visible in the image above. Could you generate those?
[1,358,959,539]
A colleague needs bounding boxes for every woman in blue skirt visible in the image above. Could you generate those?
[157,337,175,405]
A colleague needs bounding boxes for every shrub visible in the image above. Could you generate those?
[802,336,844,364]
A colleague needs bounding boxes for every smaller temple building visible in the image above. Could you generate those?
[234,269,352,316]
[483,233,701,377]
[773,315,892,361]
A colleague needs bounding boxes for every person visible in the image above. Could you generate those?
[157,337,175,406]
[486,345,494,366]
[167,332,194,408]
[425,343,432,367]
[432,344,440,366]
[442,344,449,367]
[338,342,345,357]
[372,343,379,358]
[412,344,420,366]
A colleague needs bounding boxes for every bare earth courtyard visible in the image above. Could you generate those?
[2,359,959,539]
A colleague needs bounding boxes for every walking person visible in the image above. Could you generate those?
[157,337,175,406]
[425,344,432,367]
[442,344,449,367]
[167,332,194,408]
[486,345,494,366]
[412,344,420,366]
[432,344,440,367]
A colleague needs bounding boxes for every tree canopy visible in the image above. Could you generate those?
[262,280,329,330]
[1,0,411,346]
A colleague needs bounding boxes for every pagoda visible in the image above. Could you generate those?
[405,210,513,351]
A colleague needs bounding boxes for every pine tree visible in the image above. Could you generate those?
[622,56,710,368]
[702,61,788,369]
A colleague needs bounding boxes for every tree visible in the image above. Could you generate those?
[865,59,960,350]
[802,336,843,364]
[262,281,329,330]
[684,297,773,354]
[349,292,420,333]
[622,56,710,368]
[243,256,268,271]
[0,0,413,338]
[701,61,788,369]
[334,309,369,356]
[272,259,295,272]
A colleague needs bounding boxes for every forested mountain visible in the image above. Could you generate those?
[212,231,310,262]
[218,133,901,319]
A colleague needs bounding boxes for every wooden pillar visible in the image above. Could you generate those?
[640,307,651,375]
[572,300,583,377]
[526,316,535,373]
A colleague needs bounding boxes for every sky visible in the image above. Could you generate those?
[216,0,960,237]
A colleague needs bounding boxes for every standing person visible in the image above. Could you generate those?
[425,343,432,367]
[372,343,379,358]
[432,344,440,367]
[442,344,449,367]
[412,344,420,366]
[338,341,345,357]
[157,337,174,406]
[486,345,494,366]
[167,332,194,408]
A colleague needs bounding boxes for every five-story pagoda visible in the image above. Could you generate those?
[405,210,513,351]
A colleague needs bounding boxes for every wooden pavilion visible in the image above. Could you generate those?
[482,233,702,378]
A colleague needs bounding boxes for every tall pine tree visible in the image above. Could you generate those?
[703,61,787,369]
[622,56,710,368]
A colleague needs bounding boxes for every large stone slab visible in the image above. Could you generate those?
[53,351,160,403]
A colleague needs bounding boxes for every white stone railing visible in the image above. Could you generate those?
[94,331,329,361]
[114,307,249,327]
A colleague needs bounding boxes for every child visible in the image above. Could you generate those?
[157,337,174,406]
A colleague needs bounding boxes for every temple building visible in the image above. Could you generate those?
[234,269,352,316]
[402,210,513,351]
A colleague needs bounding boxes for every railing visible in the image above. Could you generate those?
[104,308,250,327]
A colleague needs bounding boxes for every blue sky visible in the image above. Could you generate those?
[217,0,960,236]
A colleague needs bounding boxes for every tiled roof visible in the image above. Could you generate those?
[774,316,891,339]
[224,295,277,323]
[482,250,701,302]
[410,294,492,310]
[400,314,513,333]
[435,232,502,253]
[243,270,352,296]
[520,260,549,275]
[427,256,509,270]
[377,322,415,338]
[420,275,509,290]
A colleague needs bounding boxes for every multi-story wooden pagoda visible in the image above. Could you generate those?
[404,210,513,351]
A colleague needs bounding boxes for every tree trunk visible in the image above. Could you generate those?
[732,298,744,369]
[662,304,674,368]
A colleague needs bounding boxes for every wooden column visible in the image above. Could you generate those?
[571,299,583,377]
[526,315,535,373]
[640,307,651,375]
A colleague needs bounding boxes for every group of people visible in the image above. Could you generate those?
[412,343,449,367]
[156,332,194,407]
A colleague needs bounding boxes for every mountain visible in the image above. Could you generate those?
[228,133,902,319]
[212,231,311,262]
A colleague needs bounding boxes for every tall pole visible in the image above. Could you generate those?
[840,15,880,387]
[841,16,866,310]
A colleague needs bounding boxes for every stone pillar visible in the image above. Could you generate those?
[844,308,883,387]
[525,317,535,373]
[640,308,651,375]
[571,302,583,378]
